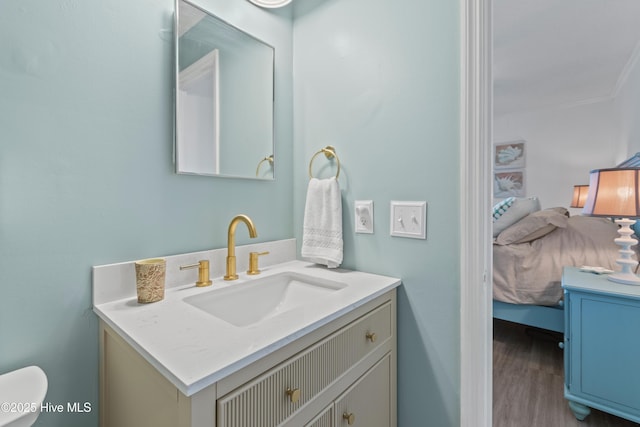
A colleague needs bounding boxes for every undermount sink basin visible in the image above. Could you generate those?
[0,366,47,427]
[184,272,347,327]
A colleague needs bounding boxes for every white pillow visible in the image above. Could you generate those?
[492,196,541,237]
[495,207,569,245]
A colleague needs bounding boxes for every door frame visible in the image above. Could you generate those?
[460,0,492,426]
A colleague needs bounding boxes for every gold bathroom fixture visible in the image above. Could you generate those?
[255,154,274,177]
[342,412,355,425]
[247,251,269,275]
[308,145,341,179]
[224,214,258,280]
[285,387,300,403]
[179,260,212,287]
[365,331,377,343]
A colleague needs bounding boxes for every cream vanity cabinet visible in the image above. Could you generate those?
[99,290,396,427]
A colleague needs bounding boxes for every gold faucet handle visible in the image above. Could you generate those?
[180,260,213,287]
[247,251,269,275]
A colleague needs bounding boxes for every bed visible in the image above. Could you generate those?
[492,200,628,333]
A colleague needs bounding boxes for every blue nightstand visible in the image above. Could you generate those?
[562,266,640,422]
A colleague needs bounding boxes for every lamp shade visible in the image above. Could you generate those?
[582,168,640,218]
[570,184,589,208]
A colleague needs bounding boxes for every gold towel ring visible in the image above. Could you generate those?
[255,155,274,177]
[308,146,340,179]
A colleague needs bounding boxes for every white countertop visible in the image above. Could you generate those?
[93,259,401,396]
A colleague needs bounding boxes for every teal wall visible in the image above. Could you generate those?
[0,1,293,426]
[293,0,461,425]
[1,0,462,426]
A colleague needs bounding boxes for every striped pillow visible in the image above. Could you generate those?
[493,197,515,222]
[492,196,541,237]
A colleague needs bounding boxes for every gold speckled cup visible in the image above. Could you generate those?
[134,258,166,303]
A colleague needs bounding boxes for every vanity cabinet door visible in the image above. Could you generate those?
[99,323,190,427]
[217,302,392,427]
[334,355,392,427]
[305,405,333,427]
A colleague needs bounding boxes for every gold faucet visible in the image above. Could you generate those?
[224,214,257,280]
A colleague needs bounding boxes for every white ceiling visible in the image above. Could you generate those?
[493,0,640,116]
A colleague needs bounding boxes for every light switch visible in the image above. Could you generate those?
[390,201,427,239]
[355,200,374,234]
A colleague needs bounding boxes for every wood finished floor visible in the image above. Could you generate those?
[493,319,640,427]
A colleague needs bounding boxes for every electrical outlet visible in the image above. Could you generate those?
[354,200,374,234]
[390,201,427,239]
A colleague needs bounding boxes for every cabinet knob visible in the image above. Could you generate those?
[342,412,355,425]
[558,341,564,350]
[366,332,377,343]
[285,387,301,403]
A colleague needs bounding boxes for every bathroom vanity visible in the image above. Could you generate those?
[93,244,400,427]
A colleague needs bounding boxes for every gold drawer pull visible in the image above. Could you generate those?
[343,412,355,425]
[285,387,301,403]
[366,332,377,343]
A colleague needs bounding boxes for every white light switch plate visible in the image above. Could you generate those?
[390,201,427,239]
[355,200,374,234]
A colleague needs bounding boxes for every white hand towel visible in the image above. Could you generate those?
[301,177,343,268]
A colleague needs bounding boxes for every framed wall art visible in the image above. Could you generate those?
[494,169,525,198]
[494,140,525,170]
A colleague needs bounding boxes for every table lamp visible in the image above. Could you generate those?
[582,168,640,285]
[570,184,589,208]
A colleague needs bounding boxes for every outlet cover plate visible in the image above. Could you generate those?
[390,201,427,239]
[354,200,374,234]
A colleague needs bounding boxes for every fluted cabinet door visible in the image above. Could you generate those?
[217,303,392,427]
[334,355,391,427]
[305,405,333,427]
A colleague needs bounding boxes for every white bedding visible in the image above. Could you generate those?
[493,215,628,305]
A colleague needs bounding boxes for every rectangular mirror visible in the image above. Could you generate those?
[175,0,275,179]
